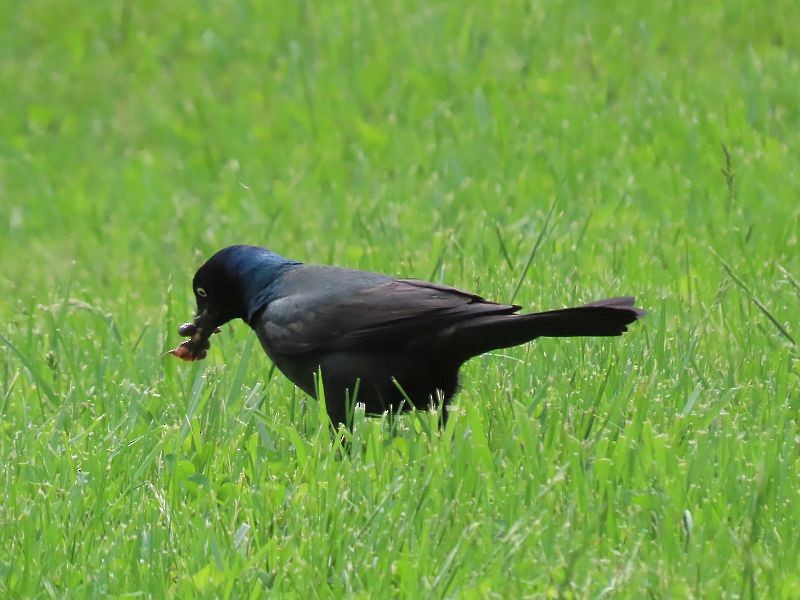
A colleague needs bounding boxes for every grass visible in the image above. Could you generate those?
[1,0,799,596]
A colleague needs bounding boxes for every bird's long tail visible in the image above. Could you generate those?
[454,297,644,358]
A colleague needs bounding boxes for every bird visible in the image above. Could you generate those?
[171,245,644,428]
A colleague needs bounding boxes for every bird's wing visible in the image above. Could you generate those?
[258,271,520,354]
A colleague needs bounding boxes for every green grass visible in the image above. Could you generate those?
[1,0,799,596]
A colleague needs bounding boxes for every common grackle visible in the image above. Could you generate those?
[172,245,644,427]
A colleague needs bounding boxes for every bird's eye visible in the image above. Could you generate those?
[196,287,207,297]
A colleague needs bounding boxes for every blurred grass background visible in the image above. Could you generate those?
[1,0,799,596]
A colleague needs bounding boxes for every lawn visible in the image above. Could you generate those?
[1,0,799,596]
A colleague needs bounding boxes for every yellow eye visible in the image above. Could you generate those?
[196,287,207,297]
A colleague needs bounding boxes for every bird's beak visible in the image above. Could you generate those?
[169,308,222,361]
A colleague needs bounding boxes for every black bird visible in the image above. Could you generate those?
[172,245,644,427]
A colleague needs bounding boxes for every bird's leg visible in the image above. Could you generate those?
[438,403,449,430]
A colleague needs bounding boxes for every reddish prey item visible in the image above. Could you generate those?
[169,322,221,361]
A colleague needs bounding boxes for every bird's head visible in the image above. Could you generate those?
[170,245,299,361]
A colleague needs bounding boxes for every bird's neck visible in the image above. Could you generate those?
[232,250,300,323]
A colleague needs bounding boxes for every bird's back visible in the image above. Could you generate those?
[254,264,519,356]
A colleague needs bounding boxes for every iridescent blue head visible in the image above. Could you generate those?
[172,245,300,361]
[193,245,300,324]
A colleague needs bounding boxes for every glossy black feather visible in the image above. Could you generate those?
[180,245,644,428]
